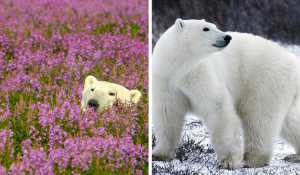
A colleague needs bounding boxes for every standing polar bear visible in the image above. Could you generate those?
[152,18,300,169]
[81,75,141,112]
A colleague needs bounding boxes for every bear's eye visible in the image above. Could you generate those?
[203,28,209,32]
[91,88,94,92]
[109,92,115,96]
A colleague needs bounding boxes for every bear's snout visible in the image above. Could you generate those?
[88,99,99,111]
[212,35,232,48]
[224,35,232,45]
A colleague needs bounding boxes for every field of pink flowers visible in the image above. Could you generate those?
[0,0,148,174]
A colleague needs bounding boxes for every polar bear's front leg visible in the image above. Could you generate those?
[152,86,190,161]
[196,93,242,169]
[152,104,185,161]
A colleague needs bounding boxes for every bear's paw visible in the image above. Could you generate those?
[243,153,270,168]
[283,154,300,163]
[152,148,174,162]
[218,155,242,170]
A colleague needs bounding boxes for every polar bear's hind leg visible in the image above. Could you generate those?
[238,86,292,168]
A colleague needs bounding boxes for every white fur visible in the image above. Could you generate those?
[152,18,300,169]
[81,76,141,112]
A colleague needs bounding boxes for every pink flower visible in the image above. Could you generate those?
[0,0,148,173]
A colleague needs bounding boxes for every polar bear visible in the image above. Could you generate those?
[81,76,141,112]
[152,18,300,169]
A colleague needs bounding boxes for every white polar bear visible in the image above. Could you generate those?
[152,18,300,169]
[81,76,141,112]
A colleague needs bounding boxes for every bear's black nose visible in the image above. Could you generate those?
[224,35,232,44]
[88,99,99,110]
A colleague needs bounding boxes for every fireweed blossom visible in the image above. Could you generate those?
[0,0,148,174]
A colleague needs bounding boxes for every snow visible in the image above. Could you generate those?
[152,44,300,174]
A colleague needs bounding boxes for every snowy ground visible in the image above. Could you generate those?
[152,44,300,174]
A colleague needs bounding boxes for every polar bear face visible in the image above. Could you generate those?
[174,18,231,56]
[81,76,142,112]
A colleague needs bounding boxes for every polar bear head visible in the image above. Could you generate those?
[153,19,232,76]
[172,18,231,56]
[81,76,142,112]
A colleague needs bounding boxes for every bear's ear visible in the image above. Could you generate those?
[129,90,142,104]
[175,18,184,30]
[201,19,206,22]
[84,76,97,89]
